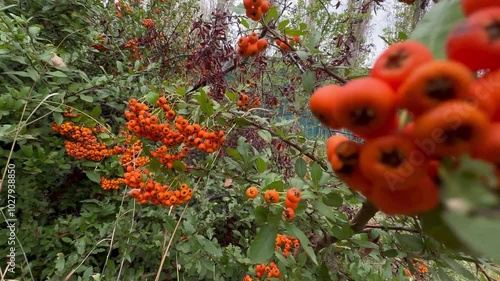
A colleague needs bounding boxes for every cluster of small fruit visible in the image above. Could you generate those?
[243,0,271,21]
[51,122,122,162]
[237,92,261,110]
[246,187,302,221]
[237,32,268,57]
[275,234,300,258]
[310,0,499,215]
[243,262,282,281]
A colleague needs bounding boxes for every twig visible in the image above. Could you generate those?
[363,224,419,233]
[312,200,379,251]
[243,117,329,171]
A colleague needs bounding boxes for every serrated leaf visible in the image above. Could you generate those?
[410,0,463,59]
[286,224,318,265]
[294,157,307,178]
[248,224,279,263]
[257,130,272,143]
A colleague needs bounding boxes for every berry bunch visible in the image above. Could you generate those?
[310,10,499,215]
[243,0,271,21]
[100,177,125,190]
[260,187,302,221]
[237,92,261,109]
[51,122,122,161]
[237,32,268,57]
[275,234,300,258]
[125,97,226,169]
[275,36,299,52]
[129,179,193,206]
[141,18,154,29]
[447,1,500,71]
[254,262,282,279]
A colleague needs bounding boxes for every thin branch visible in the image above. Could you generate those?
[363,224,419,233]
[312,200,379,251]
[243,117,328,171]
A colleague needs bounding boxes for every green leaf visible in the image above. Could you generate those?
[257,130,272,143]
[20,144,33,157]
[198,237,222,257]
[264,181,284,192]
[294,157,307,178]
[296,51,309,60]
[79,94,94,103]
[85,170,100,183]
[322,192,343,207]
[350,239,378,249]
[196,91,214,115]
[310,162,323,184]
[28,26,41,37]
[441,256,476,280]
[254,158,267,173]
[52,112,63,125]
[240,18,249,28]
[312,201,337,221]
[173,160,186,173]
[47,71,67,78]
[286,224,318,265]
[437,268,454,281]
[443,211,500,263]
[301,71,315,93]
[394,233,424,252]
[382,249,399,258]
[55,255,65,272]
[145,92,159,104]
[248,224,279,263]
[410,0,464,59]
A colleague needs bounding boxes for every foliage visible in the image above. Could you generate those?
[0,0,499,281]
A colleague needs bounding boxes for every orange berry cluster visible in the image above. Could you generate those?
[237,32,268,57]
[100,177,125,190]
[275,36,299,51]
[125,97,226,169]
[243,0,271,21]
[262,188,302,221]
[129,178,193,206]
[254,262,282,279]
[311,36,499,215]
[51,122,121,161]
[124,38,142,60]
[142,18,154,29]
[275,234,300,258]
[404,259,429,278]
[119,136,150,170]
[237,93,261,109]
